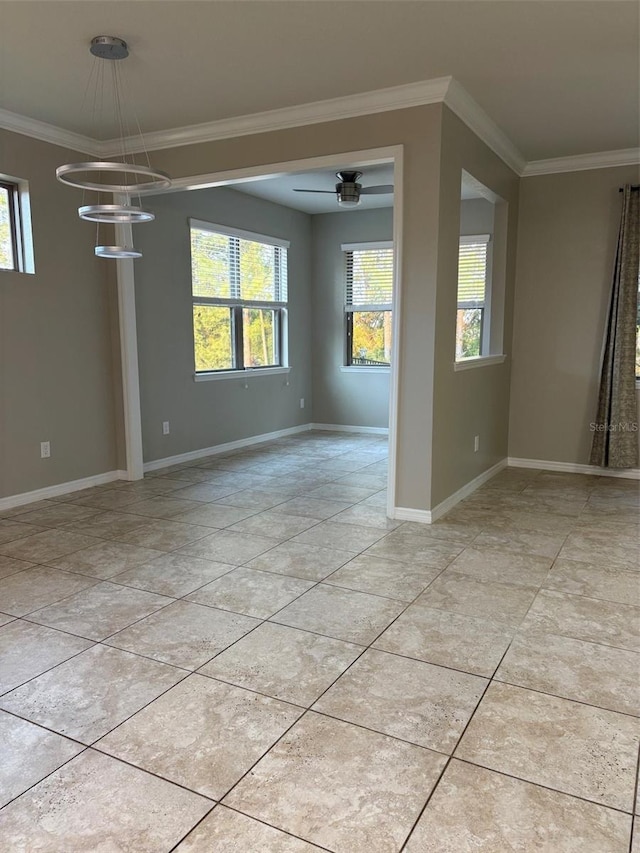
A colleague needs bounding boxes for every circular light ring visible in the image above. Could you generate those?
[79,204,155,223]
[95,245,143,259]
[57,162,171,193]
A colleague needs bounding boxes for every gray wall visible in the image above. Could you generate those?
[460,197,494,236]
[311,207,393,428]
[0,129,120,498]
[509,164,640,465]
[134,186,313,463]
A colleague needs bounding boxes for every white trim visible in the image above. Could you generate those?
[0,106,99,156]
[341,241,394,252]
[386,150,403,518]
[190,219,290,249]
[0,470,127,512]
[454,354,507,371]
[339,366,390,374]
[508,457,640,480]
[393,506,432,524]
[443,80,526,176]
[523,148,640,177]
[194,367,291,382]
[143,424,311,472]
[309,423,389,436]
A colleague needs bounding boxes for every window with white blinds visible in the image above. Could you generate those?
[457,234,490,308]
[190,220,288,307]
[343,242,394,311]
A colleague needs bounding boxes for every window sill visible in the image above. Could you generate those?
[339,366,391,374]
[454,354,507,372]
[194,366,291,382]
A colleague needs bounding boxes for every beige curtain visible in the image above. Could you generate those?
[590,185,639,468]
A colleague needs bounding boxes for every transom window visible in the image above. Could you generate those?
[190,220,289,373]
[343,241,393,367]
[456,234,490,360]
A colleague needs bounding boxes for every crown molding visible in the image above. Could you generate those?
[0,107,99,156]
[96,76,453,158]
[522,147,640,177]
[443,80,526,176]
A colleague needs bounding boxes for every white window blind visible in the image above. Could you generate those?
[457,234,490,308]
[190,221,288,307]
[343,242,394,312]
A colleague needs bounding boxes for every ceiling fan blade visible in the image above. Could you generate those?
[292,188,336,194]
[359,185,394,195]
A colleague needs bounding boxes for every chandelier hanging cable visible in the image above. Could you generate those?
[56,36,171,259]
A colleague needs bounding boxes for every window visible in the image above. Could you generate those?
[456,234,490,360]
[0,182,19,271]
[190,220,289,374]
[343,241,393,367]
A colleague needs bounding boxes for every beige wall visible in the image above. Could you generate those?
[134,186,313,462]
[509,164,640,465]
[0,129,120,498]
[311,207,393,429]
[430,108,520,506]
[148,105,443,510]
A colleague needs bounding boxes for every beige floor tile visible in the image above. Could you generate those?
[10,503,101,528]
[215,488,290,510]
[0,620,92,694]
[0,613,15,626]
[315,648,486,752]
[305,483,379,502]
[28,581,171,641]
[417,573,538,628]
[273,496,352,520]
[228,510,319,541]
[273,583,404,644]
[63,510,150,539]
[520,589,640,651]
[224,711,446,853]
[456,682,640,811]
[113,552,235,596]
[97,674,302,799]
[373,605,513,676]
[398,519,482,544]
[0,710,84,807]
[200,621,360,705]
[169,482,243,502]
[446,546,552,587]
[125,495,206,519]
[325,554,441,601]
[68,489,156,511]
[633,821,639,853]
[363,530,464,568]
[0,643,184,743]
[186,567,313,618]
[178,529,278,564]
[46,540,164,579]
[471,529,567,558]
[0,529,102,563]
[496,631,640,716]
[106,600,259,669]
[543,557,640,606]
[172,503,256,528]
[0,520,48,544]
[116,519,213,550]
[175,806,323,852]
[560,529,640,571]
[330,504,402,531]
[405,760,632,853]
[245,541,352,580]
[291,520,387,552]
[0,566,98,617]
[0,555,34,580]
[0,749,211,852]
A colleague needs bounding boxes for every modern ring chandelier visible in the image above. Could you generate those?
[56,36,171,259]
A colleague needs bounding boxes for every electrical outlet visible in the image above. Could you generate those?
[162,421,170,435]
[40,441,51,458]
[474,435,480,453]
[300,398,305,409]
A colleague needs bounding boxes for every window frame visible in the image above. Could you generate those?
[189,219,290,377]
[342,240,394,369]
[455,233,491,363]
[0,180,21,273]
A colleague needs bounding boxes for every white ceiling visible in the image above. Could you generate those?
[0,1,638,161]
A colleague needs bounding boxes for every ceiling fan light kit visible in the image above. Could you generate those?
[55,36,172,259]
[293,170,393,208]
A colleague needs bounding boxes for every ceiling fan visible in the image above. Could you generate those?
[293,170,394,208]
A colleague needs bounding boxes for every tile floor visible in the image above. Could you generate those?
[0,430,638,852]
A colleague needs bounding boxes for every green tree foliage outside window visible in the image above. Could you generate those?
[345,245,393,366]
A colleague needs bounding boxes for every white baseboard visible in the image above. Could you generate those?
[392,458,508,524]
[508,456,640,480]
[0,470,128,512]
[309,423,389,436]
[143,424,312,472]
